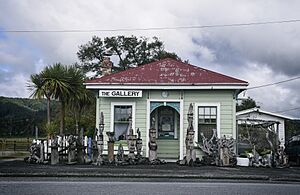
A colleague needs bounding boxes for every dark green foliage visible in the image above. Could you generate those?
[236,97,258,112]
[28,63,93,135]
[77,35,183,77]
[285,120,300,141]
[0,96,59,137]
[0,95,96,137]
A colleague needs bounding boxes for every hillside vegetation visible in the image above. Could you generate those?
[0,96,58,137]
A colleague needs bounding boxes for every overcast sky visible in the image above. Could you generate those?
[0,0,300,118]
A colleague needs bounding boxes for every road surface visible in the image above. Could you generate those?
[0,178,299,195]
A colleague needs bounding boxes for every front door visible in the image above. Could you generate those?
[158,106,175,139]
[150,103,180,160]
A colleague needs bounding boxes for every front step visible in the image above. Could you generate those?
[157,139,179,159]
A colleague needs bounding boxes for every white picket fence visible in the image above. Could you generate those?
[32,136,140,161]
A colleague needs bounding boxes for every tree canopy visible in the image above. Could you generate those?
[28,63,93,136]
[236,97,258,112]
[77,35,182,77]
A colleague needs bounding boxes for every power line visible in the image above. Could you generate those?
[275,107,300,113]
[247,75,300,90]
[1,19,300,33]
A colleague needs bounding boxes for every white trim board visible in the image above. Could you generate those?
[86,85,247,90]
[236,107,294,120]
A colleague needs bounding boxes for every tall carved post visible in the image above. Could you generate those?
[51,136,59,165]
[96,112,105,165]
[127,116,137,163]
[149,117,158,162]
[185,103,196,165]
[77,128,85,164]
[67,135,76,164]
[136,128,143,159]
[39,140,44,163]
[92,128,99,164]
[106,132,115,164]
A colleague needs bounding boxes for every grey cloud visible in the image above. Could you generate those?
[0,0,300,117]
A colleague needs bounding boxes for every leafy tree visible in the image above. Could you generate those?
[236,97,258,112]
[77,35,182,77]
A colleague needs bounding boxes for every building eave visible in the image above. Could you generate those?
[85,84,248,90]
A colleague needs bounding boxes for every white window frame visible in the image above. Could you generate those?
[110,102,136,135]
[194,103,221,143]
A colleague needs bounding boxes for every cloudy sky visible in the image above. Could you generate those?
[0,0,300,118]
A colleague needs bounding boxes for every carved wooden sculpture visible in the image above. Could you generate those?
[148,123,158,162]
[67,135,76,164]
[198,129,236,166]
[185,103,196,165]
[136,128,143,159]
[127,117,137,163]
[51,136,59,165]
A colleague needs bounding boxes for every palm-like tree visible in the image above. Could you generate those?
[29,63,90,135]
[64,65,90,134]
[28,72,52,125]
[42,63,72,135]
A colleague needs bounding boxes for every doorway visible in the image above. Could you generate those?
[151,106,179,139]
[150,103,180,160]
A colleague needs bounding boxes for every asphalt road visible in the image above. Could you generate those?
[0,179,299,195]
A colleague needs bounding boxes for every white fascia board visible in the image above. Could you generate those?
[86,84,248,90]
[236,107,294,120]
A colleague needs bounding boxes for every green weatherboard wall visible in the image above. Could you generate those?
[98,89,235,160]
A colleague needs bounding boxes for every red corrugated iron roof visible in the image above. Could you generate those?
[86,58,248,86]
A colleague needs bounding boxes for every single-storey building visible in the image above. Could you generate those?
[85,58,248,161]
[236,107,294,147]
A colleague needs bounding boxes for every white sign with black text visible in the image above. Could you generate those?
[99,90,142,98]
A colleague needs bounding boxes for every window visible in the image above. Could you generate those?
[198,106,217,141]
[113,105,132,141]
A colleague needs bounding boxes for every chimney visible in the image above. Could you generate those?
[101,57,113,76]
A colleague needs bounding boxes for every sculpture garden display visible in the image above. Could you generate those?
[24,108,289,168]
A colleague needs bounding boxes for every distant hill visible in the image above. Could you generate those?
[0,96,58,137]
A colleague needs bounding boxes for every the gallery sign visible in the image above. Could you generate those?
[99,90,142,98]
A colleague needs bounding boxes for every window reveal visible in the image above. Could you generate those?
[114,105,132,141]
[198,106,217,141]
